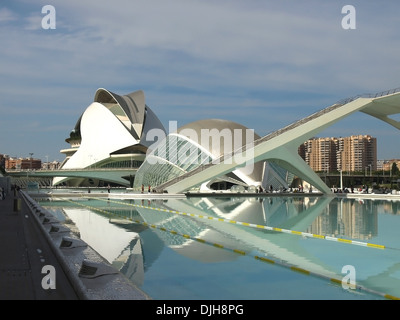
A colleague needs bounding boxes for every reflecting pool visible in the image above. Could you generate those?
[39,193,400,300]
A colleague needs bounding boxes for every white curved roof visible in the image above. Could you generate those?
[61,102,140,170]
[54,89,167,186]
[94,88,146,139]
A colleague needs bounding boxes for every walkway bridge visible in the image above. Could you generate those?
[154,88,400,194]
[7,168,137,187]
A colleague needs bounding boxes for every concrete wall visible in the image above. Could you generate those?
[0,176,11,194]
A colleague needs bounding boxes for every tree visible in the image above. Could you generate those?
[392,163,399,176]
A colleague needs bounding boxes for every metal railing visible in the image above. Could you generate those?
[7,167,138,173]
[335,86,400,105]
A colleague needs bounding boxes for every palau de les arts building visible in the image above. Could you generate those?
[53,88,292,191]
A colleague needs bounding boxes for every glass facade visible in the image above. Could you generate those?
[133,133,213,189]
[100,160,143,168]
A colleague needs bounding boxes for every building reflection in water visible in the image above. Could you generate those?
[43,195,400,298]
[308,198,378,241]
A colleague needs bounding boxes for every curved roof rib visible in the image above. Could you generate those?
[94,88,146,139]
[139,105,167,148]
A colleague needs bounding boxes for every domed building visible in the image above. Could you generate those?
[133,118,289,191]
[53,88,166,187]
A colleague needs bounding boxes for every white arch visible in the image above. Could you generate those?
[162,90,400,194]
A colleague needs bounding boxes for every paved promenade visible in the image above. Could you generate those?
[0,190,81,299]
[0,188,151,300]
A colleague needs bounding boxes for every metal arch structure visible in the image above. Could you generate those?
[159,89,400,194]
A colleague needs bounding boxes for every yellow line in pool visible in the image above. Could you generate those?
[86,196,387,250]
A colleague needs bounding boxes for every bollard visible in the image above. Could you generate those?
[13,198,21,212]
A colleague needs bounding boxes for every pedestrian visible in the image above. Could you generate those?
[0,187,3,200]
[148,185,151,193]
[141,184,144,193]
[107,184,111,193]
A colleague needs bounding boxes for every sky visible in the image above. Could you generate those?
[1,0,400,162]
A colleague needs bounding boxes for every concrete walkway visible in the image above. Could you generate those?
[0,190,81,299]
[0,188,152,300]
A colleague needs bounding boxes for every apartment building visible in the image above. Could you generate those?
[5,157,42,170]
[300,137,337,172]
[300,135,377,173]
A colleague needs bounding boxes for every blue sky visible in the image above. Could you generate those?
[1,0,400,162]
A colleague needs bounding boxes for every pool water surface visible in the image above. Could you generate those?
[40,194,400,300]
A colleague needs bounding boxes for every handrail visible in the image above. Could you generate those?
[335,86,400,105]
[7,167,138,173]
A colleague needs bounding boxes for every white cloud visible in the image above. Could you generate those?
[3,1,400,94]
[0,7,17,22]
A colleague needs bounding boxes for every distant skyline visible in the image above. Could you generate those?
[1,1,400,162]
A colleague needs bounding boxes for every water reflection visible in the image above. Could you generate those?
[43,195,400,299]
